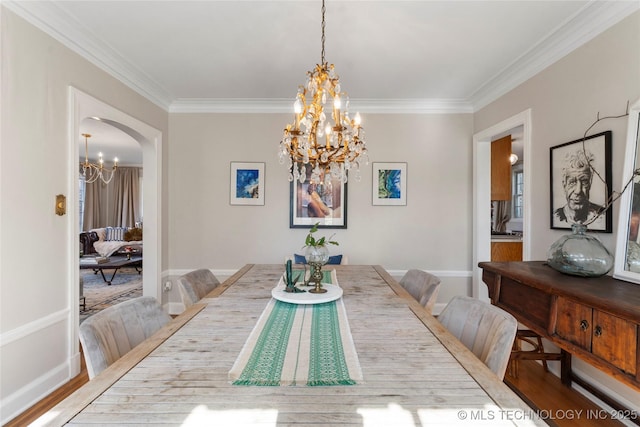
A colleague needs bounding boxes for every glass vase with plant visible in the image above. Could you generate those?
[303,222,339,293]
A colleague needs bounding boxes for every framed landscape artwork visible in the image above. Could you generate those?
[372,162,407,206]
[290,166,347,228]
[230,162,265,206]
[549,131,612,232]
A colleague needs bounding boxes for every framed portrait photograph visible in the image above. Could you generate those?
[230,162,265,206]
[290,166,347,228]
[550,131,612,232]
[372,162,407,206]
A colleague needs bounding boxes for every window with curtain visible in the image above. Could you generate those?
[81,167,141,230]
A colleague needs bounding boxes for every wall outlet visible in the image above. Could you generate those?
[164,281,172,292]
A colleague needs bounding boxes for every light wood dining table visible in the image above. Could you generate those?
[48,264,546,426]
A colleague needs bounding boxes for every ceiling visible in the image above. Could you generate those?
[5,1,638,164]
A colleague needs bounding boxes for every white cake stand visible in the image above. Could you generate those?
[271,283,343,305]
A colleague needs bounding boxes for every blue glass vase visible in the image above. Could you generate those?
[547,224,614,277]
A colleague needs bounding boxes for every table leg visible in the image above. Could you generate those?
[560,349,572,386]
[106,268,121,285]
[97,268,121,285]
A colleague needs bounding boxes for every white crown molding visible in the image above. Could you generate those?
[4,0,638,114]
[3,0,173,110]
[170,98,474,114]
[470,0,640,111]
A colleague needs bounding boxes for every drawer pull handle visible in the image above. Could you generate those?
[580,320,589,331]
[594,325,602,337]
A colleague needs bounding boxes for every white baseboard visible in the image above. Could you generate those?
[1,361,69,425]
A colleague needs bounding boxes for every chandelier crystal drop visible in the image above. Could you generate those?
[278,0,368,184]
[81,133,118,185]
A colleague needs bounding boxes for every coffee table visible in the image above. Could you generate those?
[80,255,142,285]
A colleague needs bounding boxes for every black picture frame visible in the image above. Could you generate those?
[550,131,612,232]
[289,167,347,229]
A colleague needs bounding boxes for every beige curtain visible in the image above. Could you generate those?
[494,200,512,233]
[111,167,140,227]
[82,180,102,230]
[81,166,140,230]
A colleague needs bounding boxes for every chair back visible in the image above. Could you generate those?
[438,295,517,379]
[399,269,441,313]
[79,296,171,379]
[177,268,221,309]
[293,254,348,265]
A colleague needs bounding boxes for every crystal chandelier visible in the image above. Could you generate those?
[81,133,118,184]
[278,0,368,185]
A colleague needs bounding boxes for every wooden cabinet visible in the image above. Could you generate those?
[556,297,592,350]
[479,261,640,391]
[491,241,522,262]
[491,135,512,200]
[592,310,637,375]
[556,297,637,375]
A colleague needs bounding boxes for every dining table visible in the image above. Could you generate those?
[47,264,546,426]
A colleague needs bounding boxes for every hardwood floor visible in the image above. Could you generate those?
[5,356,627,426]
[504,360,627,427]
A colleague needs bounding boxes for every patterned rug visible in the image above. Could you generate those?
[80,267,142,323]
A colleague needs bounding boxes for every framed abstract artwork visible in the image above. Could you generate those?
[549,131,612,232]
[372,162,407,206]
[290,166,347,228]
[230,162,265,206]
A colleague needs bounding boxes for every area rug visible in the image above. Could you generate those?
[80,267,142,323]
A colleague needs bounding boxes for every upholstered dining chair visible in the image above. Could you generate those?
[177,268,221,309]
[292,254,348,265]
[79,296,171,379]
[399,269,441,314]
[438,295,518,380]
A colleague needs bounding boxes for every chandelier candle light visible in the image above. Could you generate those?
[279,0,368,185]
[81,133,118,185]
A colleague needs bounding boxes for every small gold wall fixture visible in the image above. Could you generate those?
[55,194,66,216]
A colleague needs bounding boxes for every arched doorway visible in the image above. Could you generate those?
[68,88,162,376]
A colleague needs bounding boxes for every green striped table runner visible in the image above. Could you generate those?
[229,271,362,386]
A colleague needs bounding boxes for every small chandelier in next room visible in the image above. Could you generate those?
[278,0,368,185]
[81,133,118,185]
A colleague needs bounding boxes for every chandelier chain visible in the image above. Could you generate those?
[321,0,325,64]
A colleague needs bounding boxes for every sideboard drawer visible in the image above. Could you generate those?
[555,297,638,376]
[592,311,637,376]
[556,297,592,350]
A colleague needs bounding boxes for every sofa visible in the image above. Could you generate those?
[80,227,143,257]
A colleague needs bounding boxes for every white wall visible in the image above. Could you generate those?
[0,8,168,422]
[474,11,640,413]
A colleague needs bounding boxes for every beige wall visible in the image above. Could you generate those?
[474,11,640,412]
[0,8,168,421]
[167,112,474,288]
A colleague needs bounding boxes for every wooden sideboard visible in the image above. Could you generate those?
[479,261,640,392]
